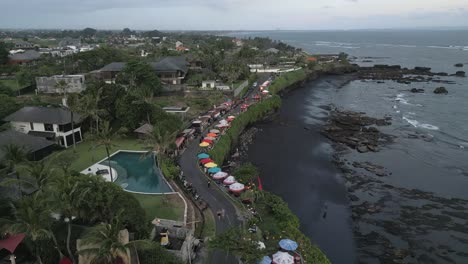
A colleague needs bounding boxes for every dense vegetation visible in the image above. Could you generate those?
[269,69,307,94]
[208,95,282,164]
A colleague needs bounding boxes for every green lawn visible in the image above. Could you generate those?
[0,79,28,91]
[132,193,185,222]
[49,138,147,172]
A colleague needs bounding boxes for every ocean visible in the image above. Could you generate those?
[228,30,468,263]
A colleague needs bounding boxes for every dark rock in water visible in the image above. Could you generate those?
[454,63,463,67]
[433,87,448,94]
[410,88,425,93]
[414,66,431,72]
[437,72,449,76]
[357,146,369,153]
[454,71,466,77]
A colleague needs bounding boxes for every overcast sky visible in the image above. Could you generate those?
[1,0,468,30]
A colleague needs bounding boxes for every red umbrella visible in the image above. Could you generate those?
[0,233,25,253]
[200,158,214,164]
[202,139,213,144]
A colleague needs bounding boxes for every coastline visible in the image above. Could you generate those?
[241,63,468,263]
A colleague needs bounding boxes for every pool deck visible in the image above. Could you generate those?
[81,164,118,182]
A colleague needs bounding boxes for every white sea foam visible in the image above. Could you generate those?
[403,116,439,130]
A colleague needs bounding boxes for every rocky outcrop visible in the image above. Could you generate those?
[357,65,454,84]
[410,88,425,93]
[433,87,448,94]
[454,71,466,77]
[322,109,393,153]
[454,63,463,67]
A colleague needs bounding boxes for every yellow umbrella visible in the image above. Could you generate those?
[204,162,218,168]
[199,142,210,147]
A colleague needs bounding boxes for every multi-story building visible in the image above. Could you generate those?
[4,106,82,148]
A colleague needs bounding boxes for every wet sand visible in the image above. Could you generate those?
[246,75,357,264]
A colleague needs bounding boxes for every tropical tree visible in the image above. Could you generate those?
[49,174,91,264]
[90,121,123,182]
[0,194,55,264]
[116,60,162,95]
[1,159,57,194]
[1,144,28,197]
[78,216,147,264]
[143,126,176,167]
[209,228,264,263]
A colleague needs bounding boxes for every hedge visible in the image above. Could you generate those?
[269,69,307,94]
[208,95,281,165]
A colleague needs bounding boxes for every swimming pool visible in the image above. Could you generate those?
[100,151,173,194]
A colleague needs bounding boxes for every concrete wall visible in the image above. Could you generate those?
[36,75,86,94]
[233,80,249,97]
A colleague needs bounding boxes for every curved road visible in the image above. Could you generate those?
[179,74,269,264]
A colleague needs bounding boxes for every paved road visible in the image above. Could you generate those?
[179,74,270,264]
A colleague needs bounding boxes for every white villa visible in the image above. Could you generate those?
[4,106,82,148]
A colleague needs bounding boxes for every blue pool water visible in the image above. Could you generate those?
[100,151,172,193]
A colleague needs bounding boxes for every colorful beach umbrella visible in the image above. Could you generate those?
[204,162,218,168]
[210,129,220,133]
[202,139,213,144]
[200,158,214,164]
[259,256,272,264]
[208,167,221,173]
[207,133,218,137]
[197,153,209,159]
[212,171,228,180]
[204,136,216,141]
[272,251,294,264]
[223,176,236,185]
[278,239,298,251]
[199,142,210,147]
[229,182,245,193]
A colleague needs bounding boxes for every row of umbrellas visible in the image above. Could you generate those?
[199,129,222,147]
[197,152,246,193]
[259,239,299,264]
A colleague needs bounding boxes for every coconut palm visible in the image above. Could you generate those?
[78,216,147,264]
[0,159,57,194]
[49,174,91,264]
[0,194,53,264]
[143,126,176,167]
[90,121,123,182]
[1,144,28,198]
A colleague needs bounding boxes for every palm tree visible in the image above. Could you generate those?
[90,121,122,182]
[130,85,154,123]
[0,194,53,264]
[143,126,176,167]
[78,217,147,264]
[0,159,57,194]
[49,174,91,264]
[1,144,28,198]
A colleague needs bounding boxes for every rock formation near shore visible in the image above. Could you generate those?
[322,109,393,153]
[433,87,448,94]
[454,63,463,67]
[410,88,425,93]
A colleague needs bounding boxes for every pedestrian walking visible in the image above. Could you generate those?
[207,180,211,188]
[217,210,222,220]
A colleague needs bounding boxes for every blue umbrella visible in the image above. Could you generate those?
[197,153,209,159]
[279,239,298,251]
[208,167,221,173]
[259,256,272,264]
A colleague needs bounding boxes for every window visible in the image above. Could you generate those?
[30,122,34,130]
[44,123,53,131]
